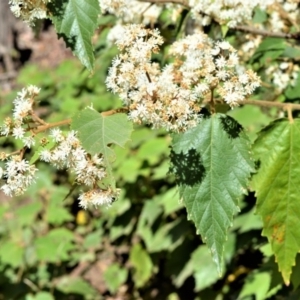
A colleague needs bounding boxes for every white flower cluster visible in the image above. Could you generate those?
[0,85,40,148]
[268,0,300,32]
[78,188,120,210]
[0,86,119,208]
[266,62,299,92]
[190,0,275,27]
[99,0,162,24]
[39,128,118,208]
[0,156,37,197]
[106,25,260,132]
[9,0,50,24]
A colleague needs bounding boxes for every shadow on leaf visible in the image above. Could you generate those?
[220,115,243,139]
[169,148,205,186]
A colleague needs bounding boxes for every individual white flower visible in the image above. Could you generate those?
[1,124,10,136]
[39,149,52,162]
[22,136,36,148]
[50,128,64,143]
[12,126,25,139]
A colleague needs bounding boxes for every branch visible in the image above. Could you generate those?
[238,99,300,111]
[233,25,300,40]
[138,0,189,7]
[138,0,300,41]
[32,119,71,134]
[32,108,129,134]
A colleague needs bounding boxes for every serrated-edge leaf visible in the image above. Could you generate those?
[170,114,254,274]
[49,0,100,70]
[252,118,300,285]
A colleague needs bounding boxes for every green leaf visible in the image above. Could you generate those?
[46,188,74,225]
[250,38,286,64]
[239,272,271,300]
[221,25,229,37]
[291,254,300,289]
[285,70,300,100]
[129,244,153,288]
[103,263,128,294]
[14,202,42,227]
[71,108,133,188]
[170,114,255,274]
[48,0,100,70]
[0,240,24,268]
[252,118,300,285]
[192,245,221,292]
[72,108,132,157]
[34,228,75,263]
[28,292,55,300]
[232,208,263,233]
[56,276,98,296]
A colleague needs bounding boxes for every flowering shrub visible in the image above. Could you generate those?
[2,0,300,298]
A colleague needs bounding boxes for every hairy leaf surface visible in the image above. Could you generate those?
[49,0,100,70]
[170,114,254,274]
[252,119,300,285]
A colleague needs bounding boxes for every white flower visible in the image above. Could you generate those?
[1,124,10,136]
[39,149,52,162]
[12,126,25,139]
[22,136,36,148]
[50,128,64,143]
[78,188,120,209]
[1,156,37,196]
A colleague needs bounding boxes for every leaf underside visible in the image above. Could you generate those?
[170,114,254,274]
[252,118,300,285]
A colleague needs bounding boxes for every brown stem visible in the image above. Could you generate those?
[233,25,300,40]
[29,111,48,125]
[32,108,129,134]
[238,99,300,110]
[101,108,129,116]
[145,71,152,83]
[286,104,294,123]
[33,119,71,134]
[209,89,216,114]
[138,0,300,41]
[138,0,189,6]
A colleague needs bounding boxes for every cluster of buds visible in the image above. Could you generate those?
[106,25,260,132]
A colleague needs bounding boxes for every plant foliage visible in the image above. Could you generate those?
[2,0,300,298]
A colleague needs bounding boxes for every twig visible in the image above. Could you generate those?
[32,108,129,134]
[32,119,71,134]
[286,104,294,123]
[233,25,300,40]
[138,0,189,6]
[138,0,300,41]
[239,99,300,110]
[101,107,129,116]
